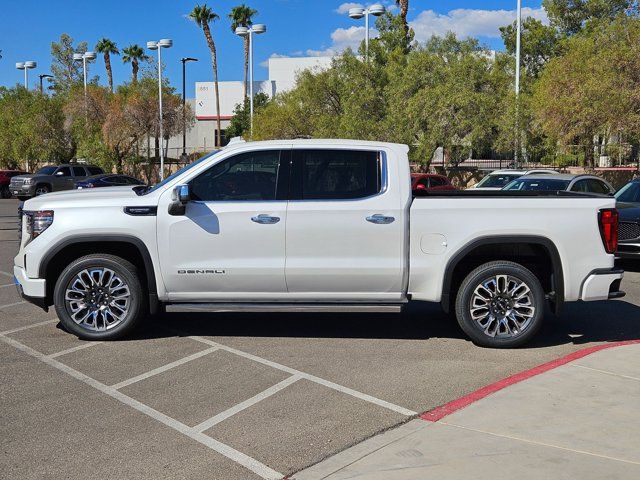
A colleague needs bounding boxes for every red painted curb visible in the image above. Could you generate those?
[420,339,640,422]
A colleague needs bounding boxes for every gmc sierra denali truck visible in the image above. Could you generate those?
[14,139,625,347]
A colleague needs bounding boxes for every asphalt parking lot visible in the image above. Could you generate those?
[1,197,639,480]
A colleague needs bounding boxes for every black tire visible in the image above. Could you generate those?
[17,195,30,201]
[455,260,545,348]
[1,185,11,199]
[54,254,146,340]
[35,184,51,196]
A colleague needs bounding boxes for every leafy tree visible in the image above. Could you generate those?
[190,4,222,147]
[226,92,269,138]
[532,16,640,164]
[0,87,72,169]
[395,0,410,38]
[122,44,149,84]
[500,17,561,79]
[96,38,119,92]
[50,34,89,92]
[542,0,636,35]
[229,4,258,100]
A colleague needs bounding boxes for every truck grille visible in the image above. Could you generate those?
[9,178,25,187]
[619,221,640,242]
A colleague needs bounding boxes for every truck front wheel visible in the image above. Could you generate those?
[455,261,544,348]
[53,254,145,340]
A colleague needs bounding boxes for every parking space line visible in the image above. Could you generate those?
[1,283,15,288]
[571,363,640,382]
[111,346,219,390]
[0,319,58,335]
[185,335,417,417]
[194,374,303,433]
[0,270,13,278]
[48,341,103,359]
[0,334,283,480]
[0,300,26,309]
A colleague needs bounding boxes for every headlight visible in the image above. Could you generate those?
[24,178,34,185]
[24,210,54,242]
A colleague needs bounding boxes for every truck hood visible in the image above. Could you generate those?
[12,174,38,180]
[22,186,144,210]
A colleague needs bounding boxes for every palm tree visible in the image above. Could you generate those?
[122,44,149,84]
[396,0,409,37]
[229,4,257,101]
[96,38,119,92]
[190,4,222,147]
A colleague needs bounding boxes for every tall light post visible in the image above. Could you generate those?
[73,51,97,97]
[147,39,173,180]
[180,57,198,160]
[16,61,37,89]
[348,4,386,60]
[514,0,522,167]
[38,74,53,93]
[235,24,266,137]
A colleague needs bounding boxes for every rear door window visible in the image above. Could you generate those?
[72,166,86,177]
[291,149,380,200]
[87,166,104,175]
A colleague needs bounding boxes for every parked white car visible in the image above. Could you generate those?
[503,174,615,195]
[14,140,624,347]
[473,169,558,190]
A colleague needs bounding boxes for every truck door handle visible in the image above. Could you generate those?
[251,214,280,224]
[366,214,395,224]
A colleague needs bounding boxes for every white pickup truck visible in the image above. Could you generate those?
[14,139,625,347]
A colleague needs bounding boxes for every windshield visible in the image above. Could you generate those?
[139,151,221,195]
[504,178,571,191]
[616,182,640,203]
[476,173,521,188]
[36,166,56,175]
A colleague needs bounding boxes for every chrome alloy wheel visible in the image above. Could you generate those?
[469,274,536,338]
[35,186,49,196]
[64,268,131,331]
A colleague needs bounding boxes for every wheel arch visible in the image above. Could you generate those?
[441,235,564,315]
[40,235,158,312]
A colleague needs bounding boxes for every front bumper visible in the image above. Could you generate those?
[13,265,47,309]
[10,183,36,197]
[580,268,625,301]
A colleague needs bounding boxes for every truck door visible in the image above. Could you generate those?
[284,148,405,301]
[157,148,290,300]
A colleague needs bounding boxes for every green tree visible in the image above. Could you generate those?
[229,4,258,101]
[500,17,560,79]
[395,0,410,38]
[542,0,635,35]
[189,4,222,147]
[122,44,149,84]
[96,38,119,93]
[50,34,88,92]
[226,92,269,138]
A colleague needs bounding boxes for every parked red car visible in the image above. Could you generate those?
[411,173,456,193]
[0,170,27,199]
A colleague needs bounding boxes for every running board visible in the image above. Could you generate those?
[165,303,405,314]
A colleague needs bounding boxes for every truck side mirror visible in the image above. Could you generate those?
[168,184,190,216]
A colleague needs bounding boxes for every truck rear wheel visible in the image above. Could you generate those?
[455,261,544,348]
[53,254,145,340]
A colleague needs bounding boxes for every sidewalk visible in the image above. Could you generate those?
[294,342,640,480]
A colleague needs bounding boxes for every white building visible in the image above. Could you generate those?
[162,56,333,157]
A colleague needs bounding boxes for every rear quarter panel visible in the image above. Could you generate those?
[409,196,617,302]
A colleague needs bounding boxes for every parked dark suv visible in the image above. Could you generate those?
[10,164,104,200]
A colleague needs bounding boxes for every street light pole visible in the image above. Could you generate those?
[15,61,37,89]
[235,24,266,138]
[348,4,386,60]
[73,52,96,98]
[39,74,53,93]
[515,0,522,167]
[147,39,173,180]
[181,57,198,160]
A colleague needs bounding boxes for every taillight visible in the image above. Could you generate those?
[599,208,618,254]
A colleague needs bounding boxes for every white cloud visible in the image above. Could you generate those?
[336,2,363,14]
[410,8,548,41]
[306,25,375,56]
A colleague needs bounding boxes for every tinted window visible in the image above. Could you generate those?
[429,176,446,187]
[476,173,521,188]
[87,166,104,175]
[72,166,86,177]
[190,150,280,201]
[55,167,72,177]
[504,178,571,191]
[293,150,380,200]
[36,166,56,175]
[616,182,640,203]
[586,179,610,194]
[571,180,589,192]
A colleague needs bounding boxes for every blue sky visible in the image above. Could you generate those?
[0,0,545,97]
